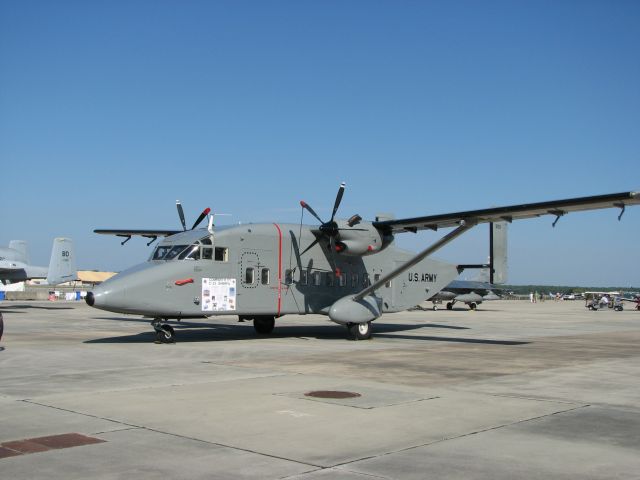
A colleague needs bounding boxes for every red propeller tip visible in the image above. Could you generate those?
[300,201,307,208]
[203,208,211,215]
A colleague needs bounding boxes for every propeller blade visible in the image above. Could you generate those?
[299,237,320,257]
[191,208,211,230]
[330,182,346,223]
[176,200,187,231]
[300,201,324,224]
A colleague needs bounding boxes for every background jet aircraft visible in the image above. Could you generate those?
[0,238,77,285]
[429,279,501,310]
[87,187,639,342]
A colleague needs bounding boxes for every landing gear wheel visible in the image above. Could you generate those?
[253,316,275,335]
[347,321,371,340]
[446,302,453,310]
[469,302,477,310]
[432,305,438,311]
[155,324,175,343]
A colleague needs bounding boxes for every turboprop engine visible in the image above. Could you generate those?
[300,182,394,257]
[332,218,393,256]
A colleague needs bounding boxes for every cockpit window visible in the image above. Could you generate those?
[164,245,189,260]
[151,246,173,260]
[178,245,200,260]
[151,241,208,261]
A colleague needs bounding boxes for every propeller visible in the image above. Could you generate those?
[176,200,187,231]
[176,201,211,231]
[300,182,346,239]
[191,208,211,229]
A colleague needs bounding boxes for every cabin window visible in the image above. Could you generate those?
[215,247,228,262]
[326,272,334,287]
[338,273,346,287]
[245,267,255,284]
[285,269,293,285]
[201,237,212,245]
[385,280,391,288]
[363,273,370,287]
[261,268,270,285]
[351,273,358,287]
[201,247,213,260]
[374,273,381,283]
[300,270,308,285]
[313,271,322,286]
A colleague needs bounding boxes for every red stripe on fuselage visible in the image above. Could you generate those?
[273,223,283,316]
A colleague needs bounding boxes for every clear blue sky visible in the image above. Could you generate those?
[1,0,638,286]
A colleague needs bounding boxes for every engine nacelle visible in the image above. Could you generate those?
[329,294,382,325]
[334,221,394,256]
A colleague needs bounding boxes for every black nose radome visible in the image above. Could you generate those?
[85,292,95,307]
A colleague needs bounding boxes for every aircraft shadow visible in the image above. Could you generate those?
[375,333,529,345]
[0,304,75,311]
[85,321,467,344]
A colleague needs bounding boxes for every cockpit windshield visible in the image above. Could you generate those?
[150,236,212,262]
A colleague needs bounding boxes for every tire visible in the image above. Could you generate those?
[469,302,477,310]
[446,302,453,310]
[155,324,175,343]
[347,321,371,340]
[253,316,275,334]
[432,305,438,311]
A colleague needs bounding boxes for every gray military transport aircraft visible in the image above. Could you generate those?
[86,186,639,342]
[0,238,76,285]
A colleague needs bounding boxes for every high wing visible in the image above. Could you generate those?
[94,229,181,243]
[373,191,640,234]
[94,229,181,237]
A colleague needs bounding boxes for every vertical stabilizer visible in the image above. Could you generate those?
[8,240,29,264]
[490,222,508,284]
[47,238,77,285]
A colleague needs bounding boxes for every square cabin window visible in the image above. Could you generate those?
[338,273,346,287]
[261,268,270,285]
[300,270,308,285]
[285,269,293,285]
[313,271,322,286]
[245,267,255,284]
[215,247,228,262]
[326,273,334,287]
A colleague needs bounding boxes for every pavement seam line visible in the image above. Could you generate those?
[329,404,591,469]
[20,399,322,469]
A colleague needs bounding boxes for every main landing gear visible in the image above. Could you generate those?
[152,318,175,344]
[346,321,372,341]
[253,316,275,335]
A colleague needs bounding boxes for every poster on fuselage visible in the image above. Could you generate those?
[201,278,236,312]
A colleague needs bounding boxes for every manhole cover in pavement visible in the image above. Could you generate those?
[305,390,361,399]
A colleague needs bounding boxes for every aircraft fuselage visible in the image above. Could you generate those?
[88,223,458,321]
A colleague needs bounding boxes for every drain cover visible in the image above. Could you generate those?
[305,390,361,399]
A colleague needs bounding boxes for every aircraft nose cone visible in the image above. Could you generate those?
[85,291,95,307]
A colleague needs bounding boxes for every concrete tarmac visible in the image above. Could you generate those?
[0,300,639,479]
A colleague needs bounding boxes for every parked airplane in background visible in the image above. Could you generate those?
[429,279,501,310]
[0,238,77,285]
[86,186,639,342]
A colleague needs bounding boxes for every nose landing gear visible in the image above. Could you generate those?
[152,318,175,344]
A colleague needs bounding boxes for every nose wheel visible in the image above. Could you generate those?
[152,319,175,344]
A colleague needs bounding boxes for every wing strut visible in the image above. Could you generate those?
[353,222,475,302]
